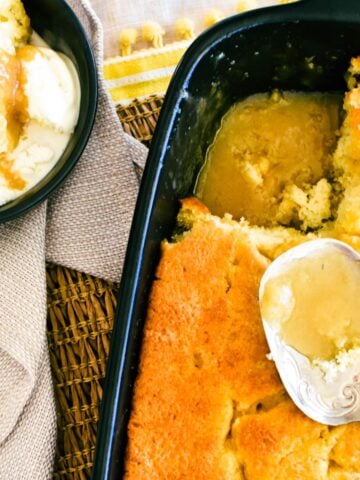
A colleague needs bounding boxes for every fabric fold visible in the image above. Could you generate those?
[0,344,56,479]
[0,204,52,464]
[45,0,148,282]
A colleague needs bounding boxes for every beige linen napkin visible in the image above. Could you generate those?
[0,0,147,478]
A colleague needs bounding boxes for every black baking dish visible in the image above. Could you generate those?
[93,0,360,478]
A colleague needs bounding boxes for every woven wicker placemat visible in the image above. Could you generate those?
[47,94,163,480]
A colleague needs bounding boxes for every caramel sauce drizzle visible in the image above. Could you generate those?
[0,45,36,191]
[0,154,25,190]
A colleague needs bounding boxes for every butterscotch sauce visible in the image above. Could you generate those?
[14,46,31,125]
[0,47,29,190]
[0,154,25,190]
[17,44,37,62]
[260,247,360,361]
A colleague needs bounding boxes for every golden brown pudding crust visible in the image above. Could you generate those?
[124,198,360,479]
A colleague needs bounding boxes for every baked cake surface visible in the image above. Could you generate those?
[125,59,360,479]
[124,198,360,480]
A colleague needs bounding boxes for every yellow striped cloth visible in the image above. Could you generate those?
[103,40,190,104]
[101,0,293,105]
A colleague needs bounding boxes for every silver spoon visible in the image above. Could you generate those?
[259,238,360,425]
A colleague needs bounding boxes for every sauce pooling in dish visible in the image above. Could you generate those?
[196,92,342,231]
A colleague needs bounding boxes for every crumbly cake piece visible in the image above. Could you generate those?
[124,198,360,480]
[329,57,360,238]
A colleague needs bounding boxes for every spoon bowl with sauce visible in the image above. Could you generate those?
[259,238,360,425]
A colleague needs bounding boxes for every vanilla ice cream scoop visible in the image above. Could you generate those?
[0,22,17,54]
[19,46,80,134]
[0,1,81,206]
[0,33,80,204]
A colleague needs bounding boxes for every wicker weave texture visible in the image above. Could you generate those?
[47,265,117,480]
[116,95,163,147]
[47,94,163,479]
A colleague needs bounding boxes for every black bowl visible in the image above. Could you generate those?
[93,0,360,478]
[0,0,98,222]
